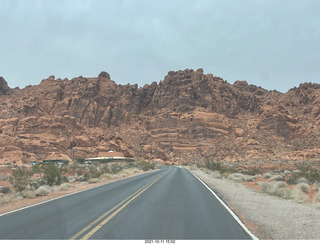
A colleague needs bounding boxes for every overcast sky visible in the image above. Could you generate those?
[1,0,319,92]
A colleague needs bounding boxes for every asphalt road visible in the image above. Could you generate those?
[0,166,253,240]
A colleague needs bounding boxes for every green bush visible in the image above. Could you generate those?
[83,166,103,181]
[9,167,33,192]
[43,163,63,186]
[203,159,237,176]
[204,160,222,171]
[75,157,86,164]
[287,166,320,185]
[138,160,155,171]
[110,164,122,174]
[0,186,11,194]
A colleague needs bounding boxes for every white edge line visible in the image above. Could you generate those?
[188,170,259,240]
[0,169,161,218]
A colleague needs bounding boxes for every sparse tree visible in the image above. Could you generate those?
[9,167,32,192]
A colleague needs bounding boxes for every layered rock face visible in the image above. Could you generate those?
[1,69,320,164]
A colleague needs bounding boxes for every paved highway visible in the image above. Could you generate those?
[0,166,254,240]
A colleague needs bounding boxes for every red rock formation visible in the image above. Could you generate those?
[1,69,320,164]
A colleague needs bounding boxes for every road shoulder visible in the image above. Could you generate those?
[186,166,320,240]
[0,170,152,216]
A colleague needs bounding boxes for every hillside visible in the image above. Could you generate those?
[1,69,320,164]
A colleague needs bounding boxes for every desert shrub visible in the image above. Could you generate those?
[258,181,272,193]
[99,173,112,181]
[0,186,11,194]
[83,166,103,181]
[75,157,86,164]
[0,174,8,181]
[110,164,122,174]
[22,190,36,199]
[228,173,245,182]
[242,167,262,176]
[50,185,60,193]
[201,168,212,174]
[287,166,320,185]
[100,165,111,174]
[296,183,310,194]
[138,160,155,171]
[43,163,63,186]
[228,173,255,182]
[203,159,237,177]
[211,171,222,179]
[258,181,287,197]
[83,172,90,181]
[9,167,33,192]
[0,194,13,205]
[313,182,319,191]
[296,177,310,184]
[259,179,307,202]
[243,175,256,182]
[32,178,46,189]
[275,181,287,188]
[263,173,273,179]
[36,185,51,196]
[32,164,43,176]
[259,182,308,202]
[269,174,285,181]
[312,191,320,204]
[274,187,292,199]
[122,168,142,175]
[289,188,308,203]
[204,160,222,171]
[76,169,84,176]
[59,183,72,191]
[88,178,99,184]
[283,170,291,176]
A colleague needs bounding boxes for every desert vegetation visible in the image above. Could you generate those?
[0,159,161,206]
[193,159,320,207]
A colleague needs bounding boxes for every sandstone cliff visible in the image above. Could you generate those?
[1,69,320,164]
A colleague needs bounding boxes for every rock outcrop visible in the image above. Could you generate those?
[0,77,11,95]
[1,69,320,164]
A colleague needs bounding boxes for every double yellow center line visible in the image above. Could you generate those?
[70,172,168,240]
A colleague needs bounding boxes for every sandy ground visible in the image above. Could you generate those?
[188,167,320,240]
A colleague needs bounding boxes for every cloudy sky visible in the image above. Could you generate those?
[1,0,319,92]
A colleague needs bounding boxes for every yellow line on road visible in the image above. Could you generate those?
[70,172,167,240]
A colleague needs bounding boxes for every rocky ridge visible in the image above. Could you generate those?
[1,69,320,164]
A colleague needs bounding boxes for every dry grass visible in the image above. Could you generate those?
[59,183,72,191]
[88,178,99,184]
[0,194,15,205]
[228,173,245,182]
[290,188,308,203]
[258,181,286,196]
[312,191,320,204]
[228,173,257,182]
[296,183,310,194]
[257,181,309,202]
[263,173,273,179]
[211,170,222,179]
[22,190,36,199]
[36,185,51,196]
[269,175,285,181]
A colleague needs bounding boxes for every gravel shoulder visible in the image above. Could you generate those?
[187,167,320,240]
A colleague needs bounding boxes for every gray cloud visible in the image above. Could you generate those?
[0,0,319,92]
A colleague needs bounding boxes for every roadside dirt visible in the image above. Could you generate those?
[188,167,320,240]
[0,170,149,215]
